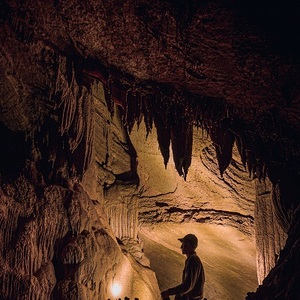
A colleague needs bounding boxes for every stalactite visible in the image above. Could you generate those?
[69,87,85,152]
[91,60,297,181]
[170,106,193,180]
[209,123,235,176]
[141,95,154,136]
[235,135,247,168]
[70,91,92,176]
[124,91,136,133]
[56,58,77,135]
[246,149,257,178]
[153,108,171,167]
[83,61,241,178]
[54,56,94,177]
[83,92,95,174]
[106,73,115,115]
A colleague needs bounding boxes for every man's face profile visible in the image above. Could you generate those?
[181,241,194,255]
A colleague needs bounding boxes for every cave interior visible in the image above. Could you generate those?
[0,0,300,299]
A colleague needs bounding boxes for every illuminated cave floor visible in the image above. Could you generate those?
[140,222,257,300]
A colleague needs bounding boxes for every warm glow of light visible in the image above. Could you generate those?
[111,282,122,297]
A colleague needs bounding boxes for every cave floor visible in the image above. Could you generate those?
[140,222,257,300]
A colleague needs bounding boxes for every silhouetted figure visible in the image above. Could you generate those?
[161,234,205,300]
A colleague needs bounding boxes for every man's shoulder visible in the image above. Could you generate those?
[187,253,201,263]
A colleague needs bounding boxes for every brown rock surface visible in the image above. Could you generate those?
[0,175,160,300]
[1,0,300,299]
[131,123,255,235]
[140,222,257,300]
[254,178,287,284]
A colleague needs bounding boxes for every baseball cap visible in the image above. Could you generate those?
[178,234,198,248]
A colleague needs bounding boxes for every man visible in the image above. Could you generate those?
[161,234,205,300]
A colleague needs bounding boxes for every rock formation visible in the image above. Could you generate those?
[132,124,255,235]
[1,0,300,299]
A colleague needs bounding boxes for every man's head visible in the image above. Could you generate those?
[178,234,198,255]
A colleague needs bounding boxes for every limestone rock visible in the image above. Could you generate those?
[254,178,287,284]
[0,171,160,300]
[131,123,255,235]
[1,0,300,298]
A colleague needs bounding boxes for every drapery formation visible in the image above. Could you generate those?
[1,0,300,298]
[83,60,299,187]
[54,56,94,178]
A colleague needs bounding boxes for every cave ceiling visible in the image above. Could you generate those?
[0,0,300,181]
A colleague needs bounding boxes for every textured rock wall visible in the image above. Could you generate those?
[83,83,160,298]
[0,174,114,299]
[104,184,139,241]
[254,178,287,284]
[1,0,300,297]
[82,83,140,244]
[247,207,300,299]
[131,123,256,235]
[0,176,67,300]
[247,170,300,299]
[0,81,161,300]
[86,83,140,242]
[0,175,159,300]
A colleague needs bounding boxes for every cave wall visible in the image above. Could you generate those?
[131,119,300,299]
[0,80,161,299]
[0,175,159,300]
[131,123,255,235]
[0,175,125,300]
[254,178,287,284]
[247,170,300,300]
[83,83,161,298]
[1,0,300,299]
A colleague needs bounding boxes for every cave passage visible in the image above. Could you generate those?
[1,1,300,299]
[140,222,257,300]
[130,121,258,300]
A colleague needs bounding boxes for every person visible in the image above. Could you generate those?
[161,234,205,300]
